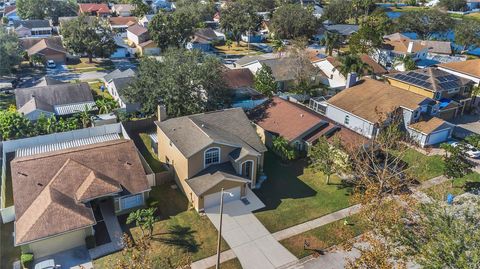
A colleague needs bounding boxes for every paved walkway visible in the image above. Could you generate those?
[203,191,297,269]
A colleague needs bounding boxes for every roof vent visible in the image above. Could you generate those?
[201,124,205,128]
[125,161,132,166]
[17,172,28,177]
[300,114,304,117]
[37,183,43,187]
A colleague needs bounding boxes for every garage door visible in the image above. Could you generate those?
[204,187,241,209]
[427,129,450,145]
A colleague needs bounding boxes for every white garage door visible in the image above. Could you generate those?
[427,129,450,145]
[204,187,241,209]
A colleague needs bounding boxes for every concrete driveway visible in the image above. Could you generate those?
[33,246,93,269]
[205,190,298,269]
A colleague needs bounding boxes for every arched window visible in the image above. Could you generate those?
[204,147,220,167]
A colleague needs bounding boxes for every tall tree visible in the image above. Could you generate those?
[0,28,21,75]
[126,208,157,238]
[322,31,342,56]
[123,49,229,117]
[130,0,151,17]
[254,64,277,97]
[322,0,352,24]
[348,12,392,54]
[148,10,197,50]
[62,15,116,63]
[220,1,261,45]
[454,19,480,51]
[270,3,318,39]
[16,0,49,19]
[174,0,216,23]
[337,53,372,77]
[441,143,474,187]
[395,9,454,40]
[272,136,296,161]
[439,0,468,11]
[308,137,348,185]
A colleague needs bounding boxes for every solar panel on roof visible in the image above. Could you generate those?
[438,76,447,82]
[418,74,429,80]
[407,72,415,76]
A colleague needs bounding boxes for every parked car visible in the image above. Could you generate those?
[449,141,480,158]
[46,60,56,69]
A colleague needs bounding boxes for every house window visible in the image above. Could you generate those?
[413,110,420,119]
[204,147,220,167]
[120,193,143,210]
[344,115,350,125]
[434,92,441,100]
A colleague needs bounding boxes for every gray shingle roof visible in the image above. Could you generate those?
[156,108,267,158]
[112,76,133,95]
[186,162,249,196]
[13,20,51,29]
[104,68,135,83]
[15,83,94,115]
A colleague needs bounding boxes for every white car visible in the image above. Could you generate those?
[46,60,56,69]
[449,141,480,158]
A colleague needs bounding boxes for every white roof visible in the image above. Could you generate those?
[54,101,97,115]
[16,133,121,157]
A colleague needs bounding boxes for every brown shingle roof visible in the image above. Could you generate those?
[360,54,387,75]
[439,59,480,79]
[4,5,16,15]
[127,24,148,36]
[78,3,110,14]
[11,139,150,245]
[327,78,429,123]
[408,117,450,134]
[250,97,324,141]
[26,39,66,56]
[223,68,254,89]
[382,33,426,54]
[109,16,137,26]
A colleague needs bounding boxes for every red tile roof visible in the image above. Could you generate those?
[78,3,110,14]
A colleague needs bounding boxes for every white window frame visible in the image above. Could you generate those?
[204,147,220,168]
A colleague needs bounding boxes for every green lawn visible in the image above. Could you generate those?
[426,172,480,200]
[0,222,20,269]
[0,92,15,110]
[253,152,353,233]
[93,184,228,268]
[67,58,114,73]
[280,214,367,259]
[400,149,445,181]
[89,80,112,100]
[138,132,166,173]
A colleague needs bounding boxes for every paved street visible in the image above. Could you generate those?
[203,190,297,269]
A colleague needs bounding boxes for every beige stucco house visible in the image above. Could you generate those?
[155,107,267,211]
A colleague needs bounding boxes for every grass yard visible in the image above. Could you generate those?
[215,43,263,55]
[138,132,166,173]
[0,222,20,269]
[67,58,114,72]
[88,80,112,99]
[254,152,353,233]
[280,214,367,259]
[400,148,445,181]
[426,172,480,200]
[0,92,15,110]
[94,184,228,268]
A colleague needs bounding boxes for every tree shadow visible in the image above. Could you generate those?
[152,225,200,253]
[464,181,480,193]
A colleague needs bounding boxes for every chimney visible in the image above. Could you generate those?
[157,99,167,122]
[407,41,414,53]
[346,72,357,88]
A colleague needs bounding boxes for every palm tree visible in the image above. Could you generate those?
[321,31,342,56]
[337,54,373,77]
[77,105,92,128]
[95,98,119,114]
[393,55,416,71]
[272,136,296,162]
[271,39,286,58]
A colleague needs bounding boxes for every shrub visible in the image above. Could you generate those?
[20,253,33,269]
[85,235,96,249]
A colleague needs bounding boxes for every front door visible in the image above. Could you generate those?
[242,161,253,180]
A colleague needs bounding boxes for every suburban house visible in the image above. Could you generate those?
[467,0,480,10]
[223,68,258,95]
[103,68,140,112]
[155,107,267,211]
[372,33,429,70]
[150,0,174,12]
[126,24,160,56]
[19,37,67,64]
[12,20,52,38]
[15,83,96,120]
[249,96,365,151]
[10,138,151,258]
[385,68,473,119]
[438,59,480,86]
[186,28,223,52]
[78,3,111,17]
[3,5,19,24]
[138,14,155,27]
[112,4,135,17]
[109,16,138,37]
[312,56,348,90]
[313,24,359,41]
[324,78,455,147]
[31,76,65,87]
[237,55,327,91]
